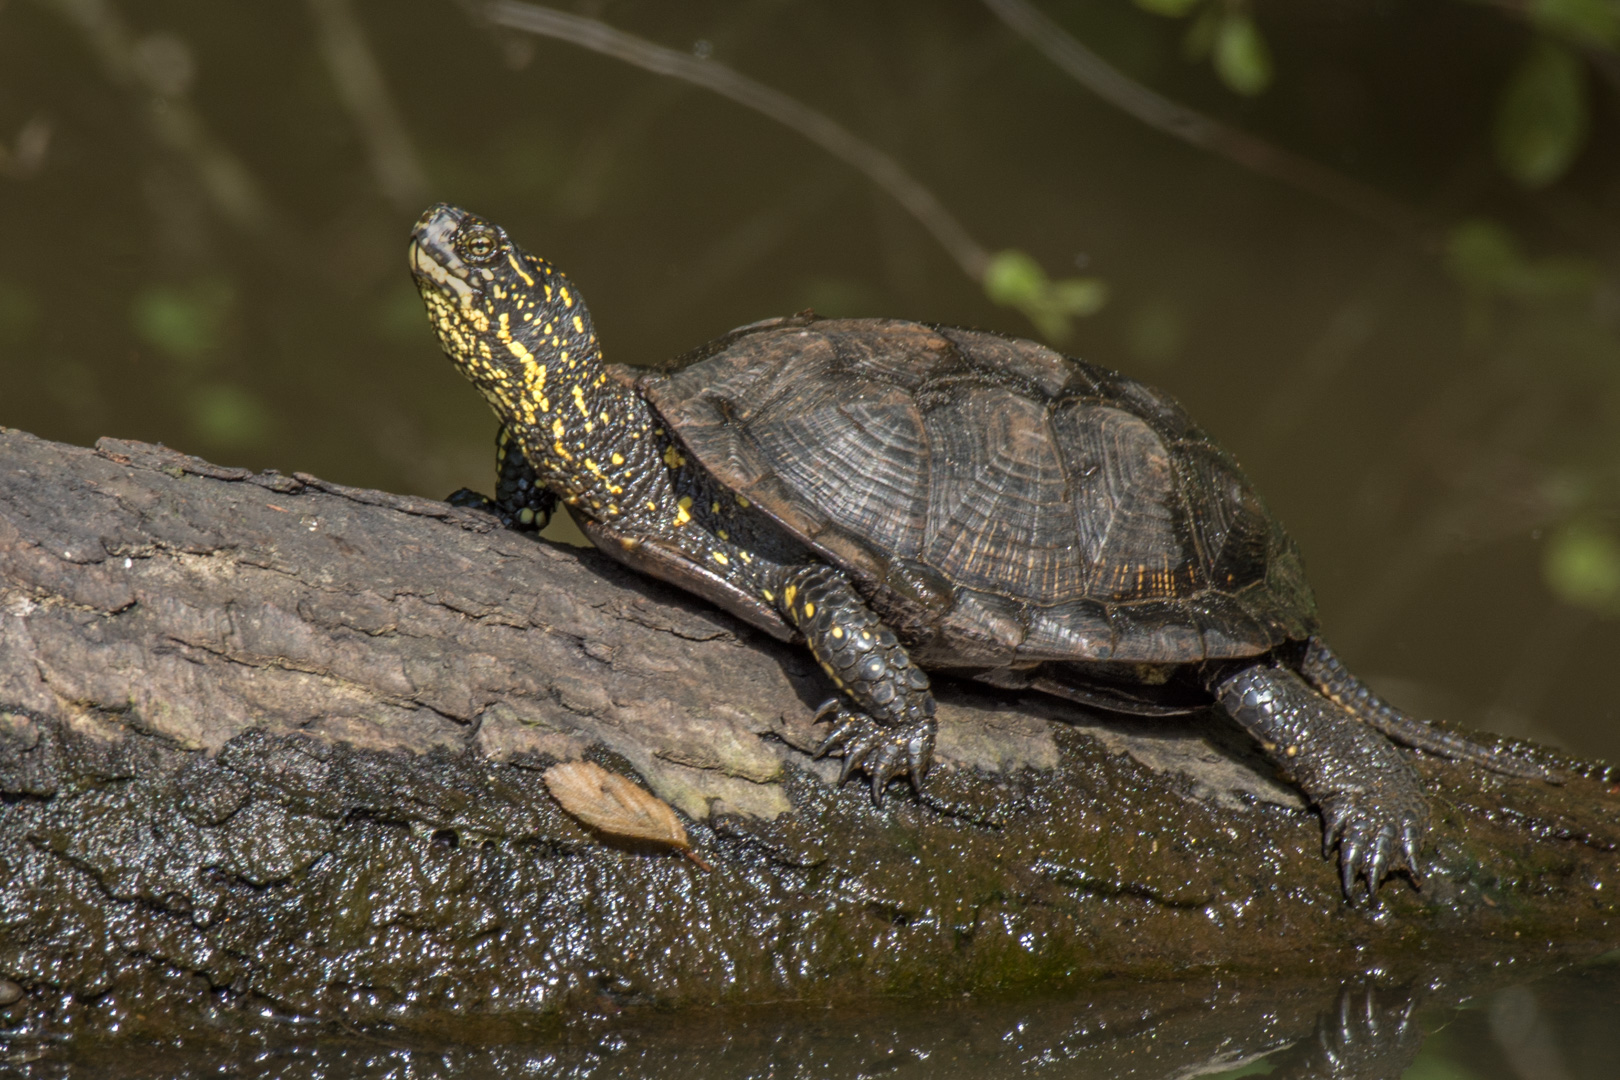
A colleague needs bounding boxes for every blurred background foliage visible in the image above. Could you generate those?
[0,0,1617,761]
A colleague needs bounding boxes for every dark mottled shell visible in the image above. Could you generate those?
[642,317,1316,666]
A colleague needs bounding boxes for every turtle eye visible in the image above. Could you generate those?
[458,226,500,263]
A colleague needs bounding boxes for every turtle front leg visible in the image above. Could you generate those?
[1211,662,1429,902]
[447,425,556,530]
[777,564,936,802]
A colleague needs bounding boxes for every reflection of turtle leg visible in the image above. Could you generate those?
[1299,637,1555,782]
[1211,663,1428,901]
[447,425,556,530]
[777,564,935,802]
[1264,981,1424,1079]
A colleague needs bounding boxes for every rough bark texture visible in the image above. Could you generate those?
[0,426,1617,1045]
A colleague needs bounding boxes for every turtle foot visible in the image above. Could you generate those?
[445,487,550,531]
[1321,789,1427,904]
[811,699,933,804]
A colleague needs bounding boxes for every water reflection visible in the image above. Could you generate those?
[3,954,1613,1079]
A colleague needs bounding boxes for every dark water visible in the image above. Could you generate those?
[12,952,1620,1078]
[1,1,1618,1074]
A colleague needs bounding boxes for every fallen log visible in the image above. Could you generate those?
[0,425,1616,1043]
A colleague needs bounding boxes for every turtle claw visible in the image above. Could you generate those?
[1366,832,1393,902]
[1401,821,1424,886]
[1340,834,1365,901]
[906,735,931,795]
[868,741,910,804]
[1322,793,1428,903]
[838,737,878,784]
[814,716,861,759]
[810,702,934,803]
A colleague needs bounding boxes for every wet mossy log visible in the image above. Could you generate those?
[0,426,1617,1031]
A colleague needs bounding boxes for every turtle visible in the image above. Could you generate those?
[408,203,1552,901]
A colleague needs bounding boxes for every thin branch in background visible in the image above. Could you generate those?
[305,0,430,213]
[546,6,777,220]
[980,0,1427,237]
[473,0,994,283]
[34,0,276,237]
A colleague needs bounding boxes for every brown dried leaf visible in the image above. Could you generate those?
[543,761,704,866]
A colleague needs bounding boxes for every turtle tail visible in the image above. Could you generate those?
[1298,637,1559,783]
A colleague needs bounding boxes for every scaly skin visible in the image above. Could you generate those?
[409,203,936,801]
[1211,662,1428,901]
[446,425,557,531]
[1299,637,1555,782]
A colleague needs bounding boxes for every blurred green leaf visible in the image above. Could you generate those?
[0,280,39,346]
[985,250,1046,307]
[1183,4,1221,60]
[1494,39,1589,189]
[1445,220,1597,300]
[984,250,1107,342]
[1445,220,1520,293]
[131,279,235,363]
[1543,523,1620,613]
[1213,13,1273,96]
[1529,0,1620,47]
[188,383,271,447]
[1133,0,1203,17]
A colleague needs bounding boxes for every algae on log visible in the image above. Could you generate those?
[0,425,1617,1037]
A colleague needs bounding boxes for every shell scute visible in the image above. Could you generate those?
[1106,601,1207,663]
[751,380,930,560]
[821,319,960,390]
[652,317,1313,664]
[1016,598,1116,661]
[921,384,1084,602]
[1049,401,1204,602]
[937,326,1072,398]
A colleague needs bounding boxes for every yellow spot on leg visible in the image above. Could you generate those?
[711,551,729,566]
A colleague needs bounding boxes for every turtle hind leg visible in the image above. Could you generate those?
[1211,662,1429,901]
[1299,637,1557,783]
[777,564,936,803]
[447,425,556,531]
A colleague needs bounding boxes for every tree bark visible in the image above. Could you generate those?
[0,425,1617,1041]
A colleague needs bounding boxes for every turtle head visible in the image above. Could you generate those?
[408,203,600,424]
